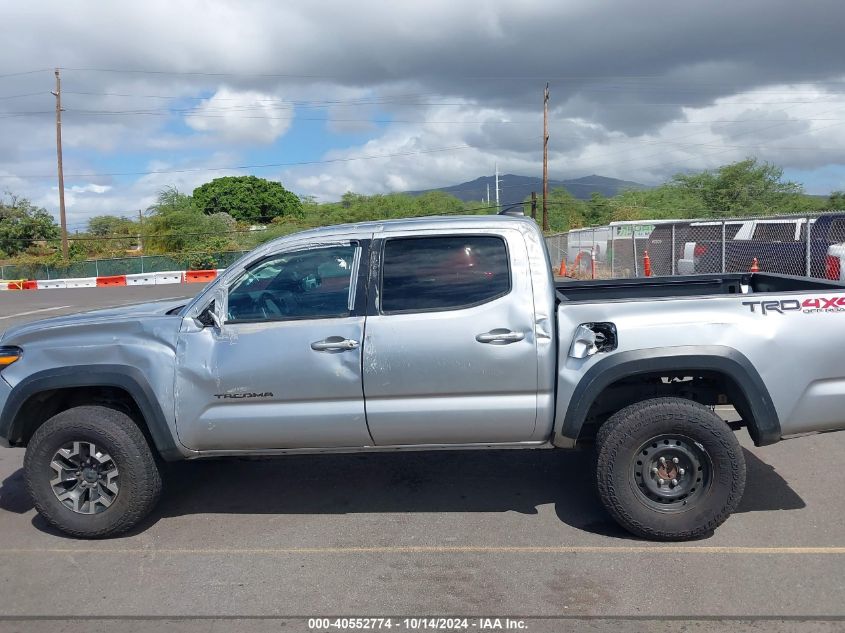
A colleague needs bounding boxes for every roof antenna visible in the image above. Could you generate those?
[497,203,525,217]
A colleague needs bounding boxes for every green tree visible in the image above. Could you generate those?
[535,188,588,233]
[609,184,709,221]
[144,188,236,254]
[87,215,137,236]
[192,175,302,223]
[671,158,803,217]
[828,191,845,209]
[82,215,140,255]
[585,192,613,226]
[0,194,60,257]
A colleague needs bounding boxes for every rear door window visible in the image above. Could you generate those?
[380,235,510,313]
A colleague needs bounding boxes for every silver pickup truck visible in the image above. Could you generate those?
[2,214,845,540]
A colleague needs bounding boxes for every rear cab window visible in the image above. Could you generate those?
[827,219,845,243]
[380,235,511,313]
[752,222,798,242]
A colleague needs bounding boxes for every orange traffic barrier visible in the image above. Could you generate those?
[750,257,760,273]
[96,275,127,287]
[185,269,218,283]
[22,280,37,290]
[557,260,567,277]
[6,279,26,290]
[643,250,652,277]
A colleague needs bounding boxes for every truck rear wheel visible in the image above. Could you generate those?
[24,405,162,539]
[595,397,745,540]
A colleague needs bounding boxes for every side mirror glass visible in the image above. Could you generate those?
[197,299,222,330]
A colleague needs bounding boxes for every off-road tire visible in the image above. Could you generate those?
[595,397,745,540]
[24,405,162,539]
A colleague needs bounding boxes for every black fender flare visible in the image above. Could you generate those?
[559,345,781,447]
[0,364,184,460]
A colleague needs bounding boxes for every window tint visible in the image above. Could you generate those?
[752,223,796,242]
[227,244,357,322]
[381,236,510,313]
[828,219,845,243]
[690,225,741,241]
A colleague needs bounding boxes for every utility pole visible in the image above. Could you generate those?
[486,183,490,205]
[531,191,537,220]
[542,82,550,233]
[495,162,500,211]
[52,68,68,259]
[138,209,144,252]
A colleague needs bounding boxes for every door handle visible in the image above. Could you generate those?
[475,329,525,344]
[310,337,360,352]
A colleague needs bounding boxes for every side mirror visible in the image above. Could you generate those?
[197,300,222,330]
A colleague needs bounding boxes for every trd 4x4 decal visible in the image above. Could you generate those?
[743,297,845,315]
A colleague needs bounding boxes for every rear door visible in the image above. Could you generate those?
[362,229,539,445]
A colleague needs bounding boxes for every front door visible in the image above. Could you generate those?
[175,241,372,451]
[362,230,539,445]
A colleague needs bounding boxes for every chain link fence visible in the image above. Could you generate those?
[546,211,845,280]
[0,251,249,281]
[5,213,845,282]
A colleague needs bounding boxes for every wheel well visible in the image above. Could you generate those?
[12,386,151,448]
[577,369,756,445]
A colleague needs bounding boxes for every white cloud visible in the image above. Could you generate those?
[1,0,845,216]
[185,88,293,143]
[282,84,845,199]
[68,183,111,194]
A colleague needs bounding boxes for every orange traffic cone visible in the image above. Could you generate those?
[558,260,567,277]
[750,257,760,273]
[643,250,652,277]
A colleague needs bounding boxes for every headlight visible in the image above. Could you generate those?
[0,346,21,370]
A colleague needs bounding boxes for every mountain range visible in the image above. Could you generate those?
[407,174,649,205]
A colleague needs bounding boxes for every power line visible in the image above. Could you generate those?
[6,104,845,127]
[0,69,51,79]
[0,145,475,180]
[0,91,47,100]
[53,67,845,85]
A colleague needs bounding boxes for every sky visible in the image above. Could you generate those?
[1,0,845,230]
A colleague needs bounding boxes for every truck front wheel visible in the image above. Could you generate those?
[595,397,746,540]
[24,405,163,539]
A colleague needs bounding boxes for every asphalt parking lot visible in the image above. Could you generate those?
[0,287,843,630]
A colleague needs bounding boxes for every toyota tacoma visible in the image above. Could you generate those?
[2,214,845,540]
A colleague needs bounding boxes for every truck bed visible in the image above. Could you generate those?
[555,272,845,302]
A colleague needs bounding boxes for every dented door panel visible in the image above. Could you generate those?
[174,316,369,450]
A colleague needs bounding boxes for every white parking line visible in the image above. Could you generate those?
[0,306,73,320]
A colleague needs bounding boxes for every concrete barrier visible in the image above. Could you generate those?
[64,277,98,288]
[36,279,68,290]
[3,267,229,290]
[155,271,184,285]
[96,275,127,287]
[185,269,217,283]
[126,273,157,286]
[3,280,26,291]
